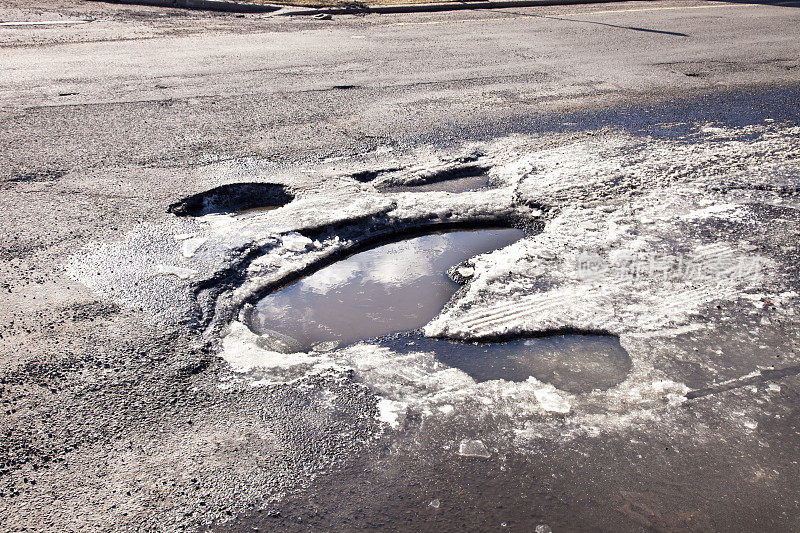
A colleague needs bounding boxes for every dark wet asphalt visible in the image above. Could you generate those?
[214,86,800,533]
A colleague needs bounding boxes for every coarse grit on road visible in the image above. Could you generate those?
[1,0,800,530]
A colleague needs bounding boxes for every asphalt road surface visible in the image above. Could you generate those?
[1,0,799,531]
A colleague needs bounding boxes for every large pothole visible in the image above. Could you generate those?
[247,228,525,352]
[242,225,632,392]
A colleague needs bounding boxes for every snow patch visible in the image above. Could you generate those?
[181,236,207,258]
[377,398,407,429]
[220,321,318,373]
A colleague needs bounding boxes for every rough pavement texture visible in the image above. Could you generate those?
[1,0,799,530]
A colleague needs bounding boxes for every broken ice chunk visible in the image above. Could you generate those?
[282,232,314,252]
[536,250,556,261]
[181,236,207,258]
[312,340,341,353]
[534,387,571,414]
[255,329,303,354]
[457,266,475,278]
[458,439,491,458]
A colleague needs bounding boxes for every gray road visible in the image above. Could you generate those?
[1,0,799,531]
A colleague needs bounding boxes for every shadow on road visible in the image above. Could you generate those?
[500,10,689,37]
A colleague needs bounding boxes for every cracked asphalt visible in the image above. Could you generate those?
[1,0,799,531]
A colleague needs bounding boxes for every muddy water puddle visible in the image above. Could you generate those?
[250,228,524,351]
[249,227,630,390]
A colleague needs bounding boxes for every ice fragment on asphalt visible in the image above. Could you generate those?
[534,387,571,414]
[428,499,440,509]
[181,236,207,258]
[535,525,552,533]
[651,380,690,406]
[458,439,491,458]
[256,329,303,354]
[155,264,197,280]
[536,250,556,260]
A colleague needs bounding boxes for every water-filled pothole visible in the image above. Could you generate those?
[375,163,493,193]
[249,228,524,352]
[246,226,631,391]
[380,174,492,194]
[381,332,632,393]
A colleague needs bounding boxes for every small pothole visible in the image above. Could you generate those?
[378,163,493,193]
[380,174,492,194]
[168,182,293,217]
